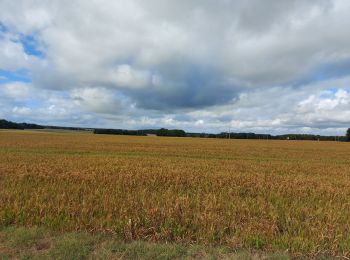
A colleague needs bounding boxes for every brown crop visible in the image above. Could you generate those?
[1,130,350,256]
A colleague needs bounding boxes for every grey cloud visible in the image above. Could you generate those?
[1,0,350,134]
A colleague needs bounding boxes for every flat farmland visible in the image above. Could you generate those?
[1,130,350,257]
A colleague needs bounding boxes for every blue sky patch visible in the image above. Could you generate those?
[0,23,7,34]
[0,69,31,83]
[0,23,44,58]
[18,34,45,58]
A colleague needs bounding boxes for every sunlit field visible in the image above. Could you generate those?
[1,130,350,257]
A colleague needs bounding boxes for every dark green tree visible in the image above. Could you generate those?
[346,128,350,141]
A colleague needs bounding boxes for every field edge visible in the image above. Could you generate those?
[0,225,300,259]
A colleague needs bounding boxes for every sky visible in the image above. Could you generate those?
[1,0,350,135]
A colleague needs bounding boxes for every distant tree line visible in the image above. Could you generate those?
[45,125,92,131]
[197,132,346,141]
[274,134,346,141]
[156,128,186,137]
[0,119,91,131]
[0,119,44,130]
[2,118,349,141]
[93,128,186,137]
[94,128,347,141]
[93,129,146,136]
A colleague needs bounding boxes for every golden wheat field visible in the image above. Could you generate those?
[1,130,350,256]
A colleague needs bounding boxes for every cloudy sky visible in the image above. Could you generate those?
[1,0,350,134]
